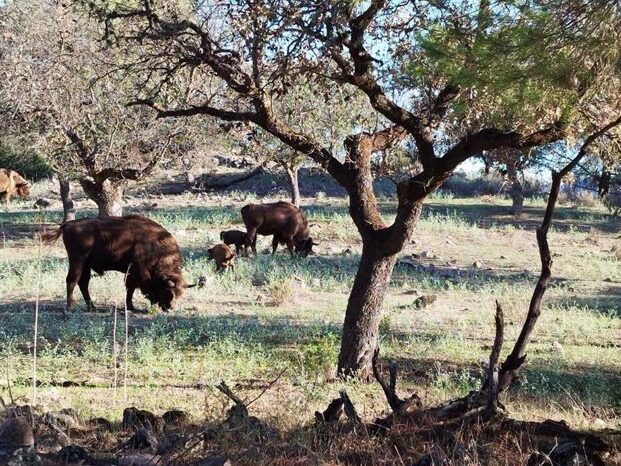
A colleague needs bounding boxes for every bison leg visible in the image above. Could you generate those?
[271,236,280,255]
[246,228,258,256]
[285,238,295,257]
[77,267,96,312]
[65,260,84,312]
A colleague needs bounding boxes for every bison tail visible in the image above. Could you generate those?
[40,227,63,245]
[219,231,224,240]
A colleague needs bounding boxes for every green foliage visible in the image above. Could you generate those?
[407,1,620,130]
[0,139,51,181]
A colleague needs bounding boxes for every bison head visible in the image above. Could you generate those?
[10,172,29,198]
[145,275,186,311]
[15,183,29,198]
[294,237,318,257]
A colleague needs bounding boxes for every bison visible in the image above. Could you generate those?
[241,201,317,257]
[219,229,249,256]
[207,243,236,272]
[0,169,29,203]
[41,215,189,312]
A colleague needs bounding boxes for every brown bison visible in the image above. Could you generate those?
[207,243,236,272]
[41,215,188,312]
[241,201,317,257]
[219,229,249,256]
[0,169,29,203]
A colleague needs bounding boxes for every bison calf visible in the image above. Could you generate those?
[219,229,249,256]
[208,244,236,272]
[41,215,188,313]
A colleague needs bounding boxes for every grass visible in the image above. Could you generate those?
[0,186,620,463]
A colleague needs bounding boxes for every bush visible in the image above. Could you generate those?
[441,172,544,199]
[0,139,51,181]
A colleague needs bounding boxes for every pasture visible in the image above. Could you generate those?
[1,180,620,464]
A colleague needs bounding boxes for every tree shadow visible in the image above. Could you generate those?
[548,284,621,317]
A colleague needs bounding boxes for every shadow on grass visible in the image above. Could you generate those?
[548,284,621,317]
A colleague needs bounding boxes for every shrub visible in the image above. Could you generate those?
[267,277,292,306]
[0,139,51,181]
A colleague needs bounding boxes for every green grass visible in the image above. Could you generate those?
[0,189,620,436]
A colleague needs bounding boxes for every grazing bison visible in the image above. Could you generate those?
[219,229,249,256]
[207,244,236,272]
[241,201,317,257]
[41,215,188,312]
[0,169,29,203]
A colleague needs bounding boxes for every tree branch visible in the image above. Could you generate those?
[499,114,621,391]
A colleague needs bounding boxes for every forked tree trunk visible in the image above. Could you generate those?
[284,165,301,207]
[59,179,75,223]
[338,242,399,379]
[81,178,125,217]
[506,158,524,216]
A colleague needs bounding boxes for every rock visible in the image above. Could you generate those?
[87,417,113,432]
[128,428,158,451]
[122,408,162,432]
[200,455,232,466]
[551,341,564,355]
[162,410,191,427]
[412,450,446,466]
[413,294,437,309]
[40,410,80,430]
[33,198,51,209]
[420,250,436,259]
[473,261,484,269]
[56,445,88,463]
[342,247,353,256]
[0,418,35,452]
[118,453,160,466]
[7,447,41,466]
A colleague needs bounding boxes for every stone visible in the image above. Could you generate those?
[413,295,437,309]
[162,410,191,427]
[7,447,41,466]
[200,455,232,466]
[128,428,158,451]
[473,261,484,269]
[33,198,51,209]
[0,418,35,452]
[118,453,160,466]
[122,408,162,432]
[88,417,113,432]
[56,445,88,464]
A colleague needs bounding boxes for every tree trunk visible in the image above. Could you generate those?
[81,178,125,217]
[284,165,300,207]
[506,158,524,216]
[337,242,399,379]
[59,179,75,223]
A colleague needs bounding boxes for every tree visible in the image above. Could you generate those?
[90,0,620,378]
[0,0,192,217]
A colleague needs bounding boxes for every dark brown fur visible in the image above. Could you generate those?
[219,229,249,255]
[41,215,186,312]
[241,201,317,257]
[0,169,29,203]
[207,243,236,272]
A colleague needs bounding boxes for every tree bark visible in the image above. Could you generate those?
[81,178,125,217]
[337,241,399,379]
[59,179,75,223]
[284,165,300,207]
[506,158,524,216]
